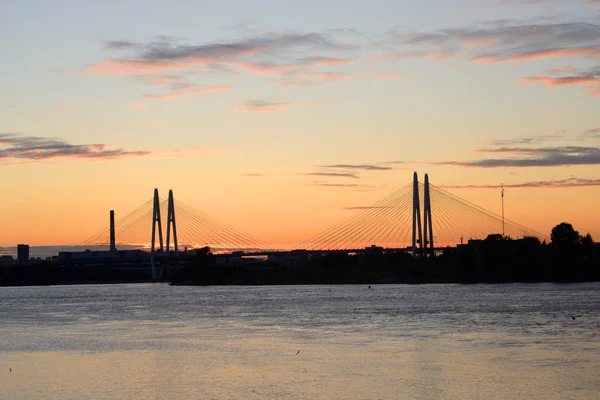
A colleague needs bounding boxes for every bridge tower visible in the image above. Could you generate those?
[150,188,164,280]
[412,172,423,258]
[422,173,434,257]
[165,189,178,256]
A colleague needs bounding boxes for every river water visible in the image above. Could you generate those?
[1,283,599,399]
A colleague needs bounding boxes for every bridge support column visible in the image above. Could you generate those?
[166,189,178,256]
[412,172,423,259]
[423,174,434,257]
[151,188,164,280]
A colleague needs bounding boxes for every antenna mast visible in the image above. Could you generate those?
[501,183,505,237]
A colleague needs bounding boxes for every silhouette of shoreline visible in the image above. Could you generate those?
[2,224,598,287]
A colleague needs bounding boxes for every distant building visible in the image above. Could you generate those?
[58,249,145,261]
[267,250,308,269]
[17,244,29,265]
[0,255,14,264]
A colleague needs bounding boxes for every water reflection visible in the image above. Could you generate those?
[1,283,599,399]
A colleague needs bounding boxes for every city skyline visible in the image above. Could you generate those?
[2,0,599,247]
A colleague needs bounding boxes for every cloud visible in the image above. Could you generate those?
[309,182,376,188]
[105,40,138,49]
[0,133,148,164]
[520,66,600,95]
[137,74,187,88]
[303,172,360,179]
[473,47,600,64]
[550,65,578,73]
[129,103,147,109]
[320,164,393,171]
[275,71,351,87]
[141,84,233,100]
[85,32,356,75]
[297,71,348,81]
[147,120,166,125]
[429,129,600,168]
[487,134,564,146]
[440,177,600,189]
[240,57,352,75]
[239,173,264,177]
[588,0,600,5]
[59,109,70,113]
[583,128,600,138]
[380,160,405,165]
[436,146,600,167]
[232,99,318,113]
[384,20,600,67]
[374,73,404,79]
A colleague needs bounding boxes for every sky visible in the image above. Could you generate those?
[1,0,599,248]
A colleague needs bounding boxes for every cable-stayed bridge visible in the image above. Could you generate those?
[72,189,270,255]
[71,173,548,259]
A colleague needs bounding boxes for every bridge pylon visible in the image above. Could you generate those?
[166,189,178,256]
[412,172,423,258]
[150,188,164,280]
[423,173,434,257]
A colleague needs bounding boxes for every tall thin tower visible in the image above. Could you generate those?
[165,189,179,256]
[109,210,116,252]
[422,174,434,256]
[412,172,423,258]
[151,188,164,253]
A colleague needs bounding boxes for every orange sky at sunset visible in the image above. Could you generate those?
[1,0,599,249]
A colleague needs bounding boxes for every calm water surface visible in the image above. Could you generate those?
[1,283,599,399]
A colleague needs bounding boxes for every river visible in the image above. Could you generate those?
[1,283,599,399]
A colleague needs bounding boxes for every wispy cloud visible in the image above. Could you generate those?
[309,182,376,188]
[520,66,600,95]
[0,133,148,164]
[129,103,147,109]
[487,129,600,145]
[275,71,351,87]
[320,164,393,171]
[141,84,233,100]
[440,177,600,189]
[373,73,404,79]
[232,99,318,113]
[390,21,600,62]
[550,65,578,73]
[584,128,600,138]
[436,146,600,167]
[487,133,565,146]
[239,173,265,177]
[303,172,360,179]
[429,128,600,168]
[85,33,357,88]
[59,103,84,113]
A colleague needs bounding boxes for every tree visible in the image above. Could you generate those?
[485,234,505,241]
[581,233,595,255]
[551,222,580,246]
